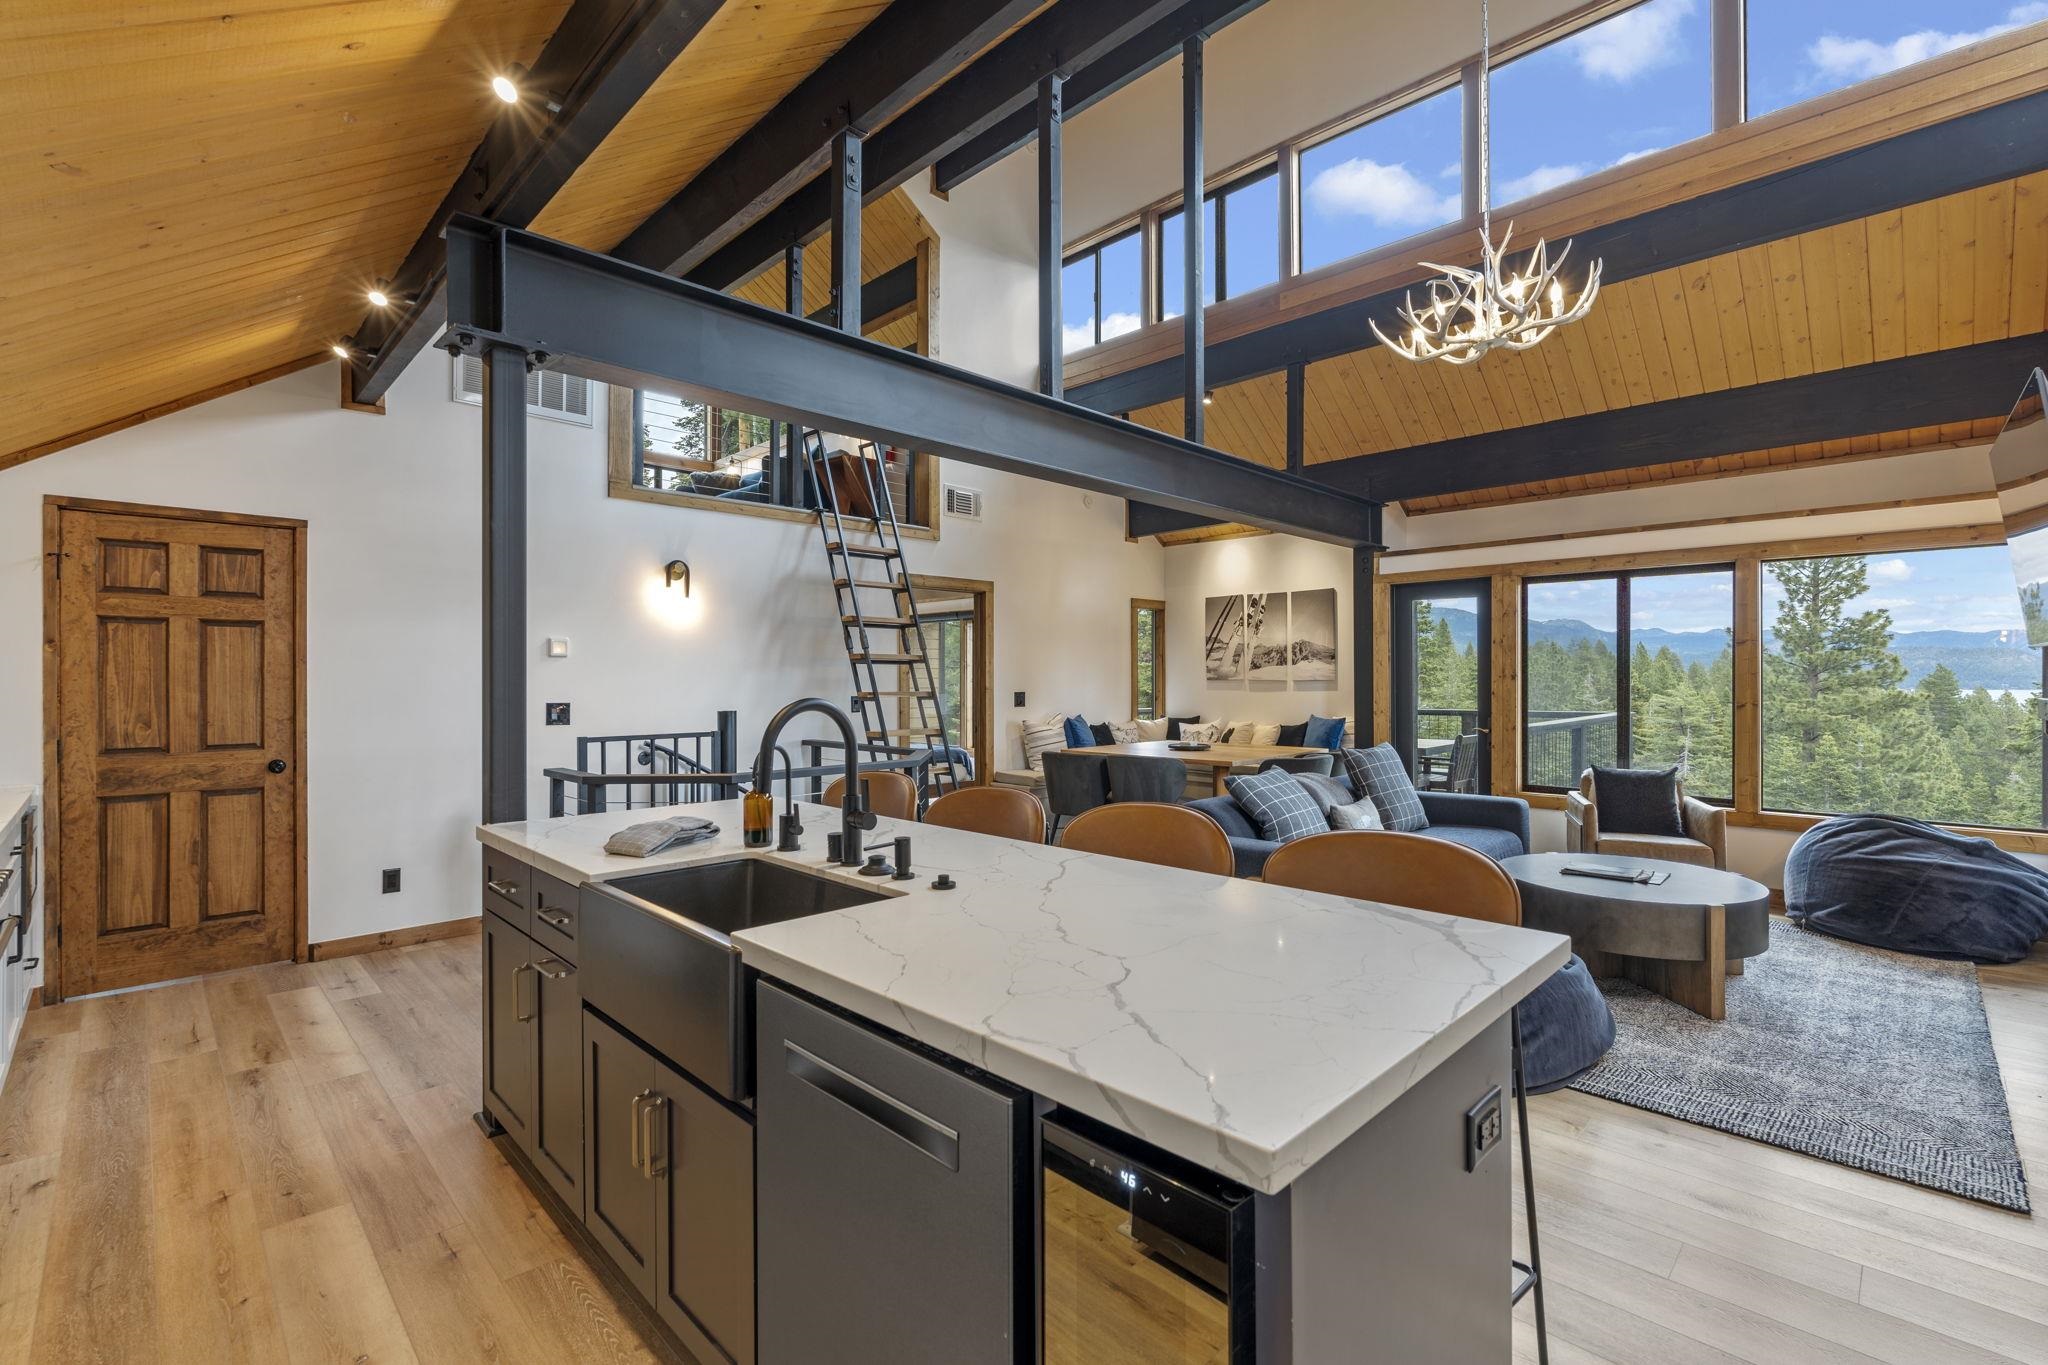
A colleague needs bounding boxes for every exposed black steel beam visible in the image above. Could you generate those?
[612,0,1039,276]
[1181,35,1204,443]
[1285,360,1305,473]
[1308,335,2048,504]
[481,344,528,823]
[1068,88,2048,416]
[932,0,1270,192]
[1127,501,1232,538]
[828,129,863,335]
[347,0,726,405]
[444,219,1381,545]
[1039,73,1064,399]
[681,0,1221,292]
[801,257,917,329]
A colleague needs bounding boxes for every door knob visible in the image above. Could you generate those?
[267,759,287,774]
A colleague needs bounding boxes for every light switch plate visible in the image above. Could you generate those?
[545,702,571,726]
[1013,691,1026,707]
[545,637,570,658]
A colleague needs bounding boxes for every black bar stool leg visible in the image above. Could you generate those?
[1511,1010,1549,1365]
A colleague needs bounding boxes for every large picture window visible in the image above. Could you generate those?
[1747,2,2045,119]
[1161,166,1277,318]
[1299,84,1463,272]
[1762,546,2044,830]
[1524,566,1734,797]
[1489,0,1711,207]
[1061,229,1143,353]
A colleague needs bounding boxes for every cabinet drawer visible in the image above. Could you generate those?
[482,847,534,934]
[531,868,580,962]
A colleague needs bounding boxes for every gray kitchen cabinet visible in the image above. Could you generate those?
[754,981,1030,1365]
[582,1008,757,1365]
[481,912,535,1150]
[529,952,582,1210]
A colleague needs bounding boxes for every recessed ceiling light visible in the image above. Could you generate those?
[491,74,519,104]
[367,286,390,308]
[331,343,351,358]
[1202,390,1215,406]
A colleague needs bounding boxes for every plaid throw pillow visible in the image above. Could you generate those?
[1225,768,1329,845]
[1340,744,1429,832]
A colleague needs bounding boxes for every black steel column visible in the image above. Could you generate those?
[1181,35,1205,443]
[1285,361,1305,473]
[829,127,864,336]
[1354,545,1376,746]
[481,343,528,824]
[1038,72,1065,399]
[777,242,804,504]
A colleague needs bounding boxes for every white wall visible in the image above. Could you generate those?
[1,219,1164,959]
[1162,533,1357,731]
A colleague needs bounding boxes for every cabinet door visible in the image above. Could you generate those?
[756,982,1029,1365]
[481,913,534,1148]
[654,1059,755,1365]
[530,954,583,1212]
[582,1008,659,1299]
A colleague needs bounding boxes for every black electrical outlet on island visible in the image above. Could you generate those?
[382,868,401,894]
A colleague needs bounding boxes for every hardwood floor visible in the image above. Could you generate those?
[0,933,2040,1362]
[0,933,679,1365]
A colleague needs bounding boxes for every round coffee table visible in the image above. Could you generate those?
[1501,852,1772,1021]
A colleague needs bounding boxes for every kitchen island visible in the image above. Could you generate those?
[478,799,1568,1363]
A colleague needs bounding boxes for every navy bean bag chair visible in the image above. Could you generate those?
[1515,955,1615,1093]
[1785,815,2048,964]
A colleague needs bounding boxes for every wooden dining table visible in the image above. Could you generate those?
[1065,740,1330,796]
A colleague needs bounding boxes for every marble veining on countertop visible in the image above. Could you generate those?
[480,800,1568,1193]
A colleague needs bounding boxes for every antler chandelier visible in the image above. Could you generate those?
[1371,0,1601,366]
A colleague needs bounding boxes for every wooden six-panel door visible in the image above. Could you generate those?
[52,502,303,997]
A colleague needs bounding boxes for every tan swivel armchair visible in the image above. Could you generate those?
[1565,769,1727,869]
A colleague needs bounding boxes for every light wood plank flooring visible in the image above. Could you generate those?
[0,932,2040,1362]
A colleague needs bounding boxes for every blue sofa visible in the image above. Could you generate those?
[1190,784,1531,878]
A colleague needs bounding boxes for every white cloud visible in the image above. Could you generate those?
[1061,310,1141,354]
[1868,558,1915,584]
[1565,0,1697,82]
[1496,164,1588,203]
[1808,5,2048,83]
[1100,310,1141,342]
[1611,146,1662,167]
[1305,158,1460,228]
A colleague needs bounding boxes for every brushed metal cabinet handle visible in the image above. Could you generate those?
[642,1094,668,1179]
[533,958,571,981]
[784,1041,960,1170]
[513,964,537,1023]
[536,907,573,929]
[487,878,522,900]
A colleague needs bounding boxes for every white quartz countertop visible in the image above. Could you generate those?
[479,800,1568,1193]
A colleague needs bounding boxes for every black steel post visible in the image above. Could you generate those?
[481,343,528,824]
[1285,360,1305,473]
[1354,544,1375,745]
[1038,72,1065,398]
[715,710,741,799]
[1181,34,1205,443]
[778,243,804,505]
[830,127,864,336]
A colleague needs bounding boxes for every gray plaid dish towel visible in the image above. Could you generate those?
[604,814,720,857]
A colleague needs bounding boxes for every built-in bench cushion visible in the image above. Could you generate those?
[1341,744,1429,832]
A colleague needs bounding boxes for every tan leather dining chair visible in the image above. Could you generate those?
[821,771,919,821]
[923,785,1047,843]
[1057,803,1233,876]
[1263,827,1546,1353]
[1261,831,1522,925]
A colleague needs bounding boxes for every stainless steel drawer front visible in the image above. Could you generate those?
[784,1040,960,1169]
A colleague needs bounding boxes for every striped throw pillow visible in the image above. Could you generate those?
[1340,743,1429,832]
[1020,716,1067,773]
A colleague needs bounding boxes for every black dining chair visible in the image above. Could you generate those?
[1105,755,1189,805]
[1257,753,1335,777]
[1040,751,1111,841]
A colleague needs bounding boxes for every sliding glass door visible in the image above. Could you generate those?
[1391,581,1491,794]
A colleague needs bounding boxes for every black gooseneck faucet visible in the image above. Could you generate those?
[753,698,875,866]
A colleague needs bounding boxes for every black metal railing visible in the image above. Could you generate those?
[1525,711,1619,790]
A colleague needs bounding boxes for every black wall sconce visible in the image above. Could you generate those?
[665,559,692,595]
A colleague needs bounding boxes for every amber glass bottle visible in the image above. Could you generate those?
[742,789,774,848]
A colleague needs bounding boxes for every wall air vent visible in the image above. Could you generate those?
[452,353,596,426]
[943,485,983,520]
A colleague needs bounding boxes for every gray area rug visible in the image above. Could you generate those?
[1568,918,2031,1212]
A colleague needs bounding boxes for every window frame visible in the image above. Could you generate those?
[1293,74,1466,275]
[1062,224,1142,349]
[1519,563,1737,799]
[1155,162,1280,318]
[1131,598,1167,720]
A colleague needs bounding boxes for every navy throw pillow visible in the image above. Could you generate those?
[1226,769,1329,845]
[1277,722,1309,747]
[1063,715,1095,749]
[1593,765,1685,837]
[1166,714,1202,740]
[1090,721,1115,746]
[1303,714,1346,750]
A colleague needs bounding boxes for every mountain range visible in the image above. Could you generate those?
[1430,607,2040,693]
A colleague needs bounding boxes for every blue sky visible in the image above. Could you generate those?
[1065,2,2048,351]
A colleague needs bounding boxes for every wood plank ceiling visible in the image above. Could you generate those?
[727,188,934,351]
[1,0,920,469]
[1125,171,2048,512]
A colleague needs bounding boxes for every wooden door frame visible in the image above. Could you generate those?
[1130,598,1166,719]
[41,495,309,1002]
[906,574,994,784]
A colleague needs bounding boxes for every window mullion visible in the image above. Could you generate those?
[1616,573,1633,768]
